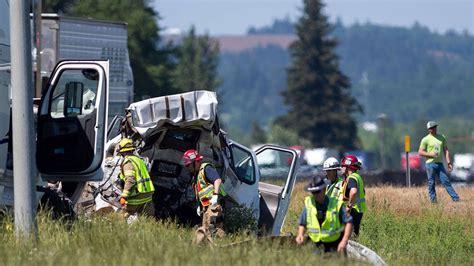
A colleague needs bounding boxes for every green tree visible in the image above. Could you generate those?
[69,0,176,99]
[267,124,312,147]
[250,121,267,144]
[43,0,74,13]
[276,0,361,150]
[172,26,220,92]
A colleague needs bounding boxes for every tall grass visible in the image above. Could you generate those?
[0,212,352,265]
[0,184,472,265]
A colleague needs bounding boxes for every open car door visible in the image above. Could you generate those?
[257,145,299,236]
[36,60,109,181]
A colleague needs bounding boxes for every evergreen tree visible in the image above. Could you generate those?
[276,0,361,150]
[172,26,220,92]
[251,121,267,144]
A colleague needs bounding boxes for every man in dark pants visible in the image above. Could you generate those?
[295,176,353,253]
[340,155,367,236]
[183,149,226,244]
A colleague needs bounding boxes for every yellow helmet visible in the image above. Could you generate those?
[118,138,135,153]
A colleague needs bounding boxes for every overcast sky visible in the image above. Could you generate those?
[154,0,473,35]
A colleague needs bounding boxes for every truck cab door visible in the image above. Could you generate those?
[36,60,109,181]
[257,145,299,236]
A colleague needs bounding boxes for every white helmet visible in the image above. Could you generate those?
[323,157,341,171]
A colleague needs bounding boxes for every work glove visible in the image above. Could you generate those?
[120,197,127,206]
[210,194,218,206]
[196,206,201,217]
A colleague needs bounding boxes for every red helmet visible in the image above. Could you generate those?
[183,149,203,166]
[341,155,361,170]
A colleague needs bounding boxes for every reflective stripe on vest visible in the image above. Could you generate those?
[194,163,226,206]
[126,196,152,205]
[326,176,344,199]
[120,155,155,204]
[341,172,367,213]
[305,196,344,243]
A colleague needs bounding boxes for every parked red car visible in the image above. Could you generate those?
[400,152,424,170]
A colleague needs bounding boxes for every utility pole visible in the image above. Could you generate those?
[11,0,38,238]
[33,0,42,98]
[377,114,387,170]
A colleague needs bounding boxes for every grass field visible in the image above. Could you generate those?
[0,183,472,265]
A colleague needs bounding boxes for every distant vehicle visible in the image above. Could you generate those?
[304,148,338,167]
[79,91,300,236]
[451,153,474,181]
[34,13,134,119]
[345,150,377,171]
[400,152,424,171]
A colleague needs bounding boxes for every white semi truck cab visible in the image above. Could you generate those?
[0,0,112,217]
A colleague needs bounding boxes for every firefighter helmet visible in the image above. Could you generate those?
[183,149,203,166]
[323,157,341,171]
[341,155,361,170]
[118,138,135,153]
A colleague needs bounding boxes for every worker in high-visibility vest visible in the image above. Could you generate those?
[296,176,353,253]
[183,149,226,244]
[340,155,367,236]
[323,157,344,199]
[117,138,155,218]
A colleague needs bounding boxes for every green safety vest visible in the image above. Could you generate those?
[305,196,344,243]
[119,155,155,205]
[326,176,344,199]
[342,172,367,213]
[194,163,226,206]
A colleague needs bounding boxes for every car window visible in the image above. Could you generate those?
[229,144,255,184]
[257,149,293,185]
[159,128,200,152]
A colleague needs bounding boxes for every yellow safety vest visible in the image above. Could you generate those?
[341,172,367,213]
[194,163,226,206]
[305,196,344,243]
[119,155,155,205]
[326,176,344,199]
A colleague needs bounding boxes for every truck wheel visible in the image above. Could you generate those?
[39,188,76,221]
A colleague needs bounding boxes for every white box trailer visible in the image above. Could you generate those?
[36,14,134,119]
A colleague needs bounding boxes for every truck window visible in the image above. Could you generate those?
[49,69,98,118]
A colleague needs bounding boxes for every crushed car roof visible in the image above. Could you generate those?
[127,90,218,134]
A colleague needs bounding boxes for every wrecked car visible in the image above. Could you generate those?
[78,90,300,235]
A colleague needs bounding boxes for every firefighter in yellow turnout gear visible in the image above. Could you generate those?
[117,138,155,218]
[183,149,226,244]
[296,176,353,254]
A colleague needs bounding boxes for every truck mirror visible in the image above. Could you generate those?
[64,81,84,116]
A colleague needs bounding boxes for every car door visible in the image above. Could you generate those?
[225,141,260,216]
[36,60,109,181]
[256,145,299,236]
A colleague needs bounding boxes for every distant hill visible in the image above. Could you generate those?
[215,20,474,133]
